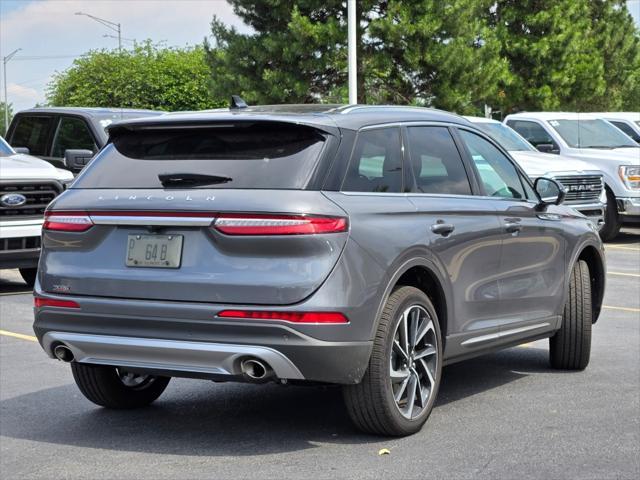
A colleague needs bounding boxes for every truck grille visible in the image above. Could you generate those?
[553,175,603,202]
[0,182,62,220]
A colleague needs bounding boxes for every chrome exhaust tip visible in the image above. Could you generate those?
[53,344,74,362]
[241,358,273,381]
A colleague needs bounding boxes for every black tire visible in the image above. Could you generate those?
[18,268,37,287]
[549,260,592,370]
[71,363,170,409]
[343,286,443,436]
[599,188,621,242]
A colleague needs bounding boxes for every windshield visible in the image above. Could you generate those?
[0,136,15,157]
[549,119,638,148]
[473,122,535,151]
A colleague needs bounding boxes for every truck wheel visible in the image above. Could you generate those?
[599,189,621,242]
[549,260,592,370]
[343,286,442,436]
[18,268,37,287]
[71,363,170,409]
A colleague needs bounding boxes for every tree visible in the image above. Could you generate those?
[47,42,224,111]
[1,101,13,135]
[588,0,640,111]
[490,0,640,113]
[205,0,510,114]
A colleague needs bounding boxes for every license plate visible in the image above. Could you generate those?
[126,234,183,268]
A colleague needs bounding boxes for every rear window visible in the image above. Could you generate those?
[73,122,328,189]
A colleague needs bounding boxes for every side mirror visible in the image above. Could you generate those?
[536,143,559,154]
[64,149,93,173]
[13,147,30,155]
[534,177,566,206]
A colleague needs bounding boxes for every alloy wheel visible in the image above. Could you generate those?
[389,305,439,419]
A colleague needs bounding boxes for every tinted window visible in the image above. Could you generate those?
[73,122,328,189]
[10,116,53,156]
[473,122,535,152]
[507,120,555,147]
[342,128,403,193]
[52,117,97,158]
[459,130,525,200]
[549,119,637,148]
[406,127,471,195]
[610,121,640,143]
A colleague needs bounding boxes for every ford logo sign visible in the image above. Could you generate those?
[0,193,27,207]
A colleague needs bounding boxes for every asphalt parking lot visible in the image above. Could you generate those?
[1,229,638,480]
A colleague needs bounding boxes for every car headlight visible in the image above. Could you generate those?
[619,165,640,190]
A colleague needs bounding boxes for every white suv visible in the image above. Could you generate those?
[466,117,605,228]
[0,136,73,285]
[504,112,640,240]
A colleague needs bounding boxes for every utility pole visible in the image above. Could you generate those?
[3,48,21,135]
[75,12,122,52]
[347,0,357,105]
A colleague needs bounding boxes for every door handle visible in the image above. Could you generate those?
[431,222,455,236]
[504,222,522,234]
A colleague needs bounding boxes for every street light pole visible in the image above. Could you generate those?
[3,48,21,135]
[347,0,357,104]
[75,12,122,52]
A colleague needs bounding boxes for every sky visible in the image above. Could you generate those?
[0,0,248,111]
[1,0,640,112]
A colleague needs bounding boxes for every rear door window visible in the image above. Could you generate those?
[342,128,403,193]
[72,122,329,189]
[406,126,471,195]
[52,116,97,158]
[9,116,54,156]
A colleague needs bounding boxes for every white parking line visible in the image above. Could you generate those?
[607,245,640,251]
[608,271,640,278]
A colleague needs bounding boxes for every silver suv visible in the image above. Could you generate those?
[33,104,605,436]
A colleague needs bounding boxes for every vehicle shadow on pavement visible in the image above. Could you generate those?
[1,346,557,453]
[0,274,31,294]
[610,229,640,245]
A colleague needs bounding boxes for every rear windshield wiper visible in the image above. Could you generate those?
[158,173,232,187]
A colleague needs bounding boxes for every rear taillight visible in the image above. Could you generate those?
[43,211,93,232]
[213,214,348,235]
[34,297,80,309]
[217,310,348,324]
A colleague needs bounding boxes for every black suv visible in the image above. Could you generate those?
[6,107,163,172]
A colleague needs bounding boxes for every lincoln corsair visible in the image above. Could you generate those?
[33,104,605,436]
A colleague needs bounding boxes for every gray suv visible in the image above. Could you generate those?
[33,104,605,436]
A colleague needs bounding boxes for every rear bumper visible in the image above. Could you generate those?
[42,332,306,380]
[33,292,373,384]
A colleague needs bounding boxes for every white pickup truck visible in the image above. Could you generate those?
[504,112,640,240]
[466,117,606,229]
[0,136,73,285]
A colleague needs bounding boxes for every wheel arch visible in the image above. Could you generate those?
[372,257,451,347]
[571,242,606,323]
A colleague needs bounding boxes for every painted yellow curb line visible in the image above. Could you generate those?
[0,329,37,342]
